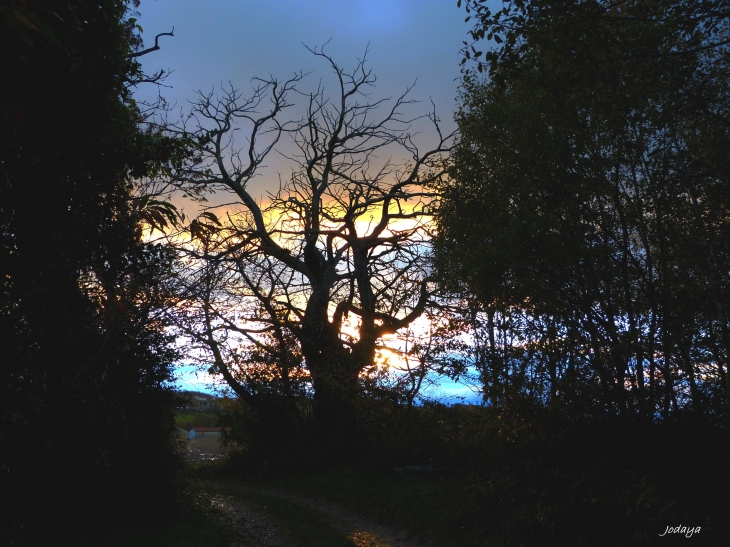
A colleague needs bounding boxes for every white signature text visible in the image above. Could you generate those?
[659,525,700,538]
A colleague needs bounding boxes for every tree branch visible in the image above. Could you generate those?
[129,28,175,58]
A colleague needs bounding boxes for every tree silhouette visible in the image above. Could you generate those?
[170,47,454,435]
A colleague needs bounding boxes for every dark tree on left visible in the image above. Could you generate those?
[1,1,188,543]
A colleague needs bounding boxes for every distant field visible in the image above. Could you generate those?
[184,437,224,462]
[175,412,219,430]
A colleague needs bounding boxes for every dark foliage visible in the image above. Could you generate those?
[386,404,727,545]
[1,1,187,543]
[208,398,728,546]
[218,392,397,477]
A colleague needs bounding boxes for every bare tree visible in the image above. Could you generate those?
[170,47,454,433]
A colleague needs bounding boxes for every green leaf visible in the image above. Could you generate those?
[199,211,222,226]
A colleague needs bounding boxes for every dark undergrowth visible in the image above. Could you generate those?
[115,483,234,547]
[201,399,728,547]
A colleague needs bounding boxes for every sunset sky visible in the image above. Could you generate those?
[136,1,470,113]
[135,0,470,190]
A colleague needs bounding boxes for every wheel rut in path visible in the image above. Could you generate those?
[206,489,292,547]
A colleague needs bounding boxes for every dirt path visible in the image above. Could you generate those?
[206,489,293,547]
[202,480,428,547]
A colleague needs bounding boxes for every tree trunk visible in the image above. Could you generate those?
[310,358,361,440]
[300,325,364,441]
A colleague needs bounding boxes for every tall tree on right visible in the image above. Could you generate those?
[437,0,730,419]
